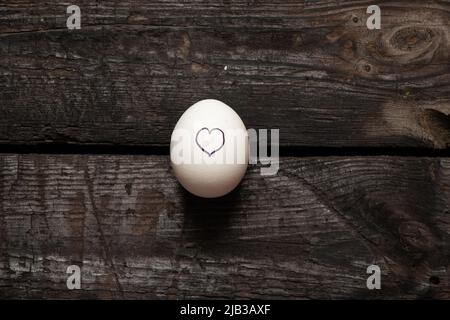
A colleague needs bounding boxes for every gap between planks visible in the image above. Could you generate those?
[0,144,450,158]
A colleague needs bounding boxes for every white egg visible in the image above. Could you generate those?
[170,99,248,198]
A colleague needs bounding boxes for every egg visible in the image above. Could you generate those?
[170,99,248,198]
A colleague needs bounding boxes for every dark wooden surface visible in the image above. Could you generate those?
[0,155,449,299]
[0,0,449,148]
[0,0,450,299]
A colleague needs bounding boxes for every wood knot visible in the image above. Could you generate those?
[370,26,442,65]
[390,27,434,52]
[327,12,449,80]
[355,60,375,75]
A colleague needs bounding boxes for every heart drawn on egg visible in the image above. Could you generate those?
[195,127,225,157]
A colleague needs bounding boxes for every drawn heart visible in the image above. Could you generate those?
[195,127,225,157]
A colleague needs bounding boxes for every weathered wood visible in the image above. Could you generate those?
[0,1,450,148]
[0,154,449,299]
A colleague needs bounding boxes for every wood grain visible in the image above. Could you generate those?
[0,154,449,299]
[0,1,449,148]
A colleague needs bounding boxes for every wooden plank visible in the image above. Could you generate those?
[0,154,449,299]
[0,1,450,148]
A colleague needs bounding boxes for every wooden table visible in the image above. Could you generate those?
[0,0,449,299]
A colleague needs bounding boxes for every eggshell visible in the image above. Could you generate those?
[170,99,248,198]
